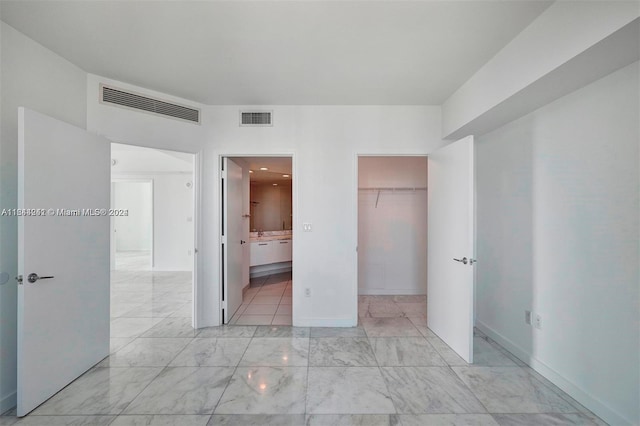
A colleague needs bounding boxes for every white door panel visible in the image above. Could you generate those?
[17,108,111,416]
[222,158,243,323]
[427,135,475,363]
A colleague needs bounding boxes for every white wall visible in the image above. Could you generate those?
[113,181,153,252]
[0,22,87,412]
[476,62,639,426]
[358,157,428,295]
[358,156,428,188]
[209,106,445,326]
[87,80,445,327]
[442,1,639,139]
[150,174,194,271]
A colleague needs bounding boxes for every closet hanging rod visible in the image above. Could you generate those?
[358,187,427,191]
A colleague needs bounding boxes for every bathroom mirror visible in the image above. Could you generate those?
[250,171,292,231]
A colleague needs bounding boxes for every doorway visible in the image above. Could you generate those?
[109,143,196,340]
[357,156,428,331]
[221,156,294,326]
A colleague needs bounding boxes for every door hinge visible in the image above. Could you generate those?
[194,248,198,254]
[221,170,227,179]
[16,275,23,285]
[221,235,227,244]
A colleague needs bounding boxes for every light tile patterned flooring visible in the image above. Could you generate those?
[0,271,608,425]
[229,272,293,326]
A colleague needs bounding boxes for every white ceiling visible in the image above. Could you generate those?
[0,1,552,105]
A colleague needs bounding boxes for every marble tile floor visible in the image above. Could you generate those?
[1,322,607,425]
[109,270,193,347]
[358,295,427,319]
[0,273,606,425]
[114,251,152,271]
[228,272,293,326]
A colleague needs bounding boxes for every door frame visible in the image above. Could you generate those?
[218,153,297,325]
[110,178,154,271]
[353,153,432,320]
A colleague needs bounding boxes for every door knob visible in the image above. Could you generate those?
[453,257,468,265]
[27,273,55,283]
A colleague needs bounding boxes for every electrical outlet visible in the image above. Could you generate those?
[534,314,542,329]
[525,310,532,325]
[305,288,311,297]
[303,223,312,232]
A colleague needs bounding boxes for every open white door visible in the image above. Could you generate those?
[222,158,244,323]
[427,135,475,363]
[17,108,111,416]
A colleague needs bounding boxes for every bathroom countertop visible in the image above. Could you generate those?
[250,235,292,243]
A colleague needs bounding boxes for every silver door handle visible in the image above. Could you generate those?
[27,273,54,283]
[453,257,468,265]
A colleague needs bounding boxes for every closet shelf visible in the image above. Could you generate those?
[358,187,427,191]
[359,187,427,208]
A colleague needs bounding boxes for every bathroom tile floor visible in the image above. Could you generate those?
[229,272,293,326]
[0,271,607,425]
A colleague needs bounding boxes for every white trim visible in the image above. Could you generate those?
[192,151,202,329]
[250,263,292,278]
[0,391,16,414]
[476,321,632,426]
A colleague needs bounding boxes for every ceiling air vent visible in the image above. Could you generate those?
[240,111,273,127]
[100,84,200,124]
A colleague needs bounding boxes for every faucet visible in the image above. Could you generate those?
[258,229,264,237]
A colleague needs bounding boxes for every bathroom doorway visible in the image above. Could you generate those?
[221,156,294,325]
[357,156,429,332]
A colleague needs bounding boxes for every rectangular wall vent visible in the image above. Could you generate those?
[240,111,273,127]
[100,84,200,124]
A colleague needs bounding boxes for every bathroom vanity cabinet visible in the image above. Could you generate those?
[250,239,292,266]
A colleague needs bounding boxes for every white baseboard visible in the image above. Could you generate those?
[250,263,292,278]
[476,321,632,426]
[0,390,16,414]
[294,317,357,327]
